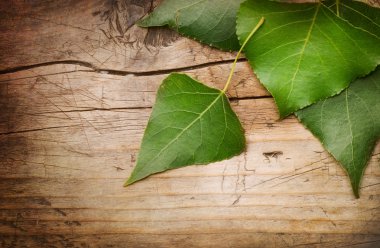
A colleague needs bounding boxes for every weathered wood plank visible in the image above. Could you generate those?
[1,193,380,210]
[1,233,379,248]
[0,0,236,72]
[0,63,268,114]
[0,0,379,247]
[1,205,379,223]
[0,219,379,235]
[0,65,379,245]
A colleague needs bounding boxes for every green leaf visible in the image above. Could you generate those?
[125,73,245,185]
[237,0,380,117]
[137,0,244,51]
[296,68,380,198]
[327,0,380,36]
[295,0,380,198]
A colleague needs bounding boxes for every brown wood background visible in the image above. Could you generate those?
[0,1,379,247]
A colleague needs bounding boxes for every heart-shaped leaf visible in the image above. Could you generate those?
[125,73,245,185]
[296,68,380,198]
[137,0,244,51]
[237,0,380,117]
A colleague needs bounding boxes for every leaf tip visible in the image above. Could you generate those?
[123,180,131,187]
[123,172,139,187]
[124,176,137,187]
[278,110,290,120]
[353,186,360,199]
[350,178,362,199]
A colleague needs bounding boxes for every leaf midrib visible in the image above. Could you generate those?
[286,3,321,103]
[345,90,355,171]
[134,91,224,177]
[340,3,380,30]
[327,1,380,40]
[336,0,340,16]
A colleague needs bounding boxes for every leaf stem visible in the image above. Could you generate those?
[222,17,265,93]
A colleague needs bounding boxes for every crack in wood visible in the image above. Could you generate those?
[0,96,273,119]
[0,58,248,77]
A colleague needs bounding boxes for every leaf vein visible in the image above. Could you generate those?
[285,3,321,103]
[133,92,223,177]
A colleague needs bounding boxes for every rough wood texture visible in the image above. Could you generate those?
[0,1,379,247]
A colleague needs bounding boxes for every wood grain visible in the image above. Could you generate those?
[0,1,379,247]
[0,0,236,72]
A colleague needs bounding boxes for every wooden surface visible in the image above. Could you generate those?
[0,1,379,247]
